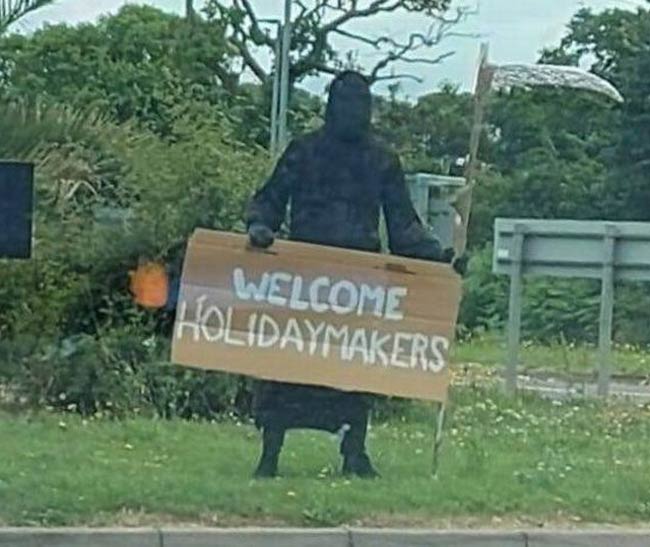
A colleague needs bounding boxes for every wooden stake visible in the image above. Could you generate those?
[432,402,447,476]
[453,43,493,256]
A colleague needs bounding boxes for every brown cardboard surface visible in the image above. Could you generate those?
[171,230,462,403]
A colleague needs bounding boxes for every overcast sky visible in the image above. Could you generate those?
[17,0,649,98]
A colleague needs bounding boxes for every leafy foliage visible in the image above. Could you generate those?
[0,96,267,415]
[375,83,475,173]
[542,6,650,221]
[0,5,236,134]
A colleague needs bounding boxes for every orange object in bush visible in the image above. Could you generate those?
[129,261,169,309]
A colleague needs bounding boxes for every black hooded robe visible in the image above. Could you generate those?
[247,72,443,438]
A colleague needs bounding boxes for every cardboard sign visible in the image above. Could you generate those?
[171,229,462,403]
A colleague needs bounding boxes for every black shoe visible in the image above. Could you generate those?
[253,458,278,479]
[342,453,380,479]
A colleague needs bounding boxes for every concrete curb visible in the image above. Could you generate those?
[1,527,650,547]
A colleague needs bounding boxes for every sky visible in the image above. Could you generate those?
[17,0,649,99]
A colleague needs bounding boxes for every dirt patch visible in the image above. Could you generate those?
[81,509,290,528]
[54,510,648,530]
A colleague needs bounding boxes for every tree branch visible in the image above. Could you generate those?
[359,6,471,83]
[375,7,475,50]
[293,0,309,21]
[373,73,424,83]
[205,0,468,87]
[297,0,361,22]
[211,62,241,94]
[0,0,55,34]
[229,36,269,83]
[322,0,402,33]
[333,28,384,48]
[369,38,456,82]
[295,0,342,20]
[397,52,456,64]
[233,0,274,47]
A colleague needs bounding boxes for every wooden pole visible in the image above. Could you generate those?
[453,43,493,256]
[432,403,447,476]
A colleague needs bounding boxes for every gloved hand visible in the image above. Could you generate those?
[248,223,274,249]
[442,248,468,276]
[452,254,469,276]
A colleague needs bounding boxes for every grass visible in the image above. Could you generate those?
[452,335,650,378]
[2,382,650,528]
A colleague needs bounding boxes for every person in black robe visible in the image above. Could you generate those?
[247,71,453,478]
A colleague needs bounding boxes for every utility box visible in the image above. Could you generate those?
[405,173,466,251]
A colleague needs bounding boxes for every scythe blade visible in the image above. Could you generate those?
[451,45,625,257]
[490,63,624,103]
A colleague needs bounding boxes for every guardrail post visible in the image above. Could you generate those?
[597,224,617,398]
[506,223,526,395]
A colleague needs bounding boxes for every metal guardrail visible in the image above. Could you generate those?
[493,219,650,396]
[494,219,650,281]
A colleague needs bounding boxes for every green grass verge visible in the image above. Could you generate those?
[2,387,650,527]
[452,335,650,377]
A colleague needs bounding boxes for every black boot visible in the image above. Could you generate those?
[342,452,380,479]
[254,426,285,478]
[340,414,380,479]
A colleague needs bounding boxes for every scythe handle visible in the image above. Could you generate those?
[454,43,494,256]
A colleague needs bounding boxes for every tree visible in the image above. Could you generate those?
[0,0,54,34]
[542,6,650,221]
[0,5,237,134]
[374,83,475,173]
[204,0,472,87]
[371,42,626,250]
[0,4,325,145]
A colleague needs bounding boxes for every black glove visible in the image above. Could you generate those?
[441,247,469,276]
[248,223,274,249]
[452,254,469,276]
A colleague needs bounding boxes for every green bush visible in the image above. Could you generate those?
[0,326,253,418]
[0,101,266,417]
[459,245,650,347]
[457,245,508,338]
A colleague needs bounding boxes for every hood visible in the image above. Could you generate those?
[324,71,372,142]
